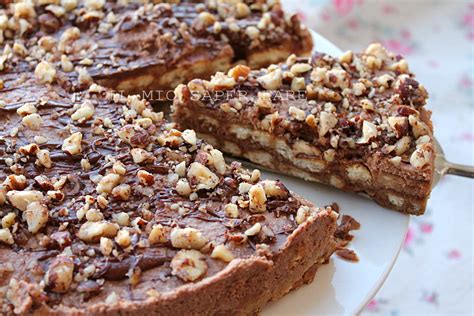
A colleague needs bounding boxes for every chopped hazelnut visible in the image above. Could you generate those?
[318,111,338,137]
[1,212,16,229]
[357,120,378,144]
[257,69,282,90]
[0,228,14,245]
[81,158,91,171]
[244,222,261,236]
[3,174,27,190]
[251,169,261,182]
[255,92,272,108]
[137,170,154,186]
[393,136,411,156]
[112,212,130,226]
[210,72,236,90]
[291,77,306,91]
[295,205,312,224]
[365,43,389,60]
[96,173,121,194]
[288,106,305,121]
[131,148,153,164]
[286,54,297,66]
[228,64,250,81]
[305,113,318,129]
[224,203,239,218]
[71,101,94,122]
[182,129,197,146]
[387,116,407,138]
[408,115,430,138]
[410,143,432,169]
[235,3,251,18]
[187,162,219,190]
[100,237,113,256]
[171,227,208,250]
[62,132,83,155]
[375,74,394,88]
[197,11,216,26]
[44,256,74,293]
[61,54,74,72]
[175,161,186,178]
[339,50,353,64]
[171,249,207,282]
[24,202,49,234]
[36,149,53,168]
[176,179,192,196]
[148,224,168,245]
[22,113,43,130]
[112,184,131,201]
[261,180,288,198]
[290,63,312,75]
[13,42,27,56]
[115,229,131,248]
[35,61,56,84]
[210,149,226,175]
[211,244,234,262]
[85,209,103,222]
[17,103,37,116]
[14,2,36,19]
[7,190,44,211]
[245,26,259,40]
[77,221,119,243]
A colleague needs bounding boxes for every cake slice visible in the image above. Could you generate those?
[0,0,312,98]
[172,43,435,215]
[0,60,353,316]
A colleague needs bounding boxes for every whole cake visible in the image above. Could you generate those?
[0,1,357,315]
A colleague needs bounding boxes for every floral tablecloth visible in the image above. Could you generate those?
[281,0,474,315]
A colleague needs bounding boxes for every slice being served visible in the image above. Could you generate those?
[172,43,435,215]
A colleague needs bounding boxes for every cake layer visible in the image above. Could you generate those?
[172,44,435,215]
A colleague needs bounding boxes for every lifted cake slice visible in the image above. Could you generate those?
[172,43,435,215]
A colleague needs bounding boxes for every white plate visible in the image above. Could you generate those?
[257,32,411,315]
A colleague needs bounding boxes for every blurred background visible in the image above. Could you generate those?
[281,0,474,315]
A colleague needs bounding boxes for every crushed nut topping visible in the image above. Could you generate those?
[171,249,207,282]
[171,227,208,250]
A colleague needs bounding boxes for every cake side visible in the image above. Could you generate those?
[30,209,338,316]
[172,44,435,215]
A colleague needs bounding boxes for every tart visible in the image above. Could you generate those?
[172,44,435,215]
[0,0,312,98]
[0,3,354,314]
[0,79,343,314]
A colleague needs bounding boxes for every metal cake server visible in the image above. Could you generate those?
[433,138,474,187]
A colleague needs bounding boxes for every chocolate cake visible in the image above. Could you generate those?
[0,78,343,314]
[0,1,356,314]
[0,0,313,98]
[172,44,435,215]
